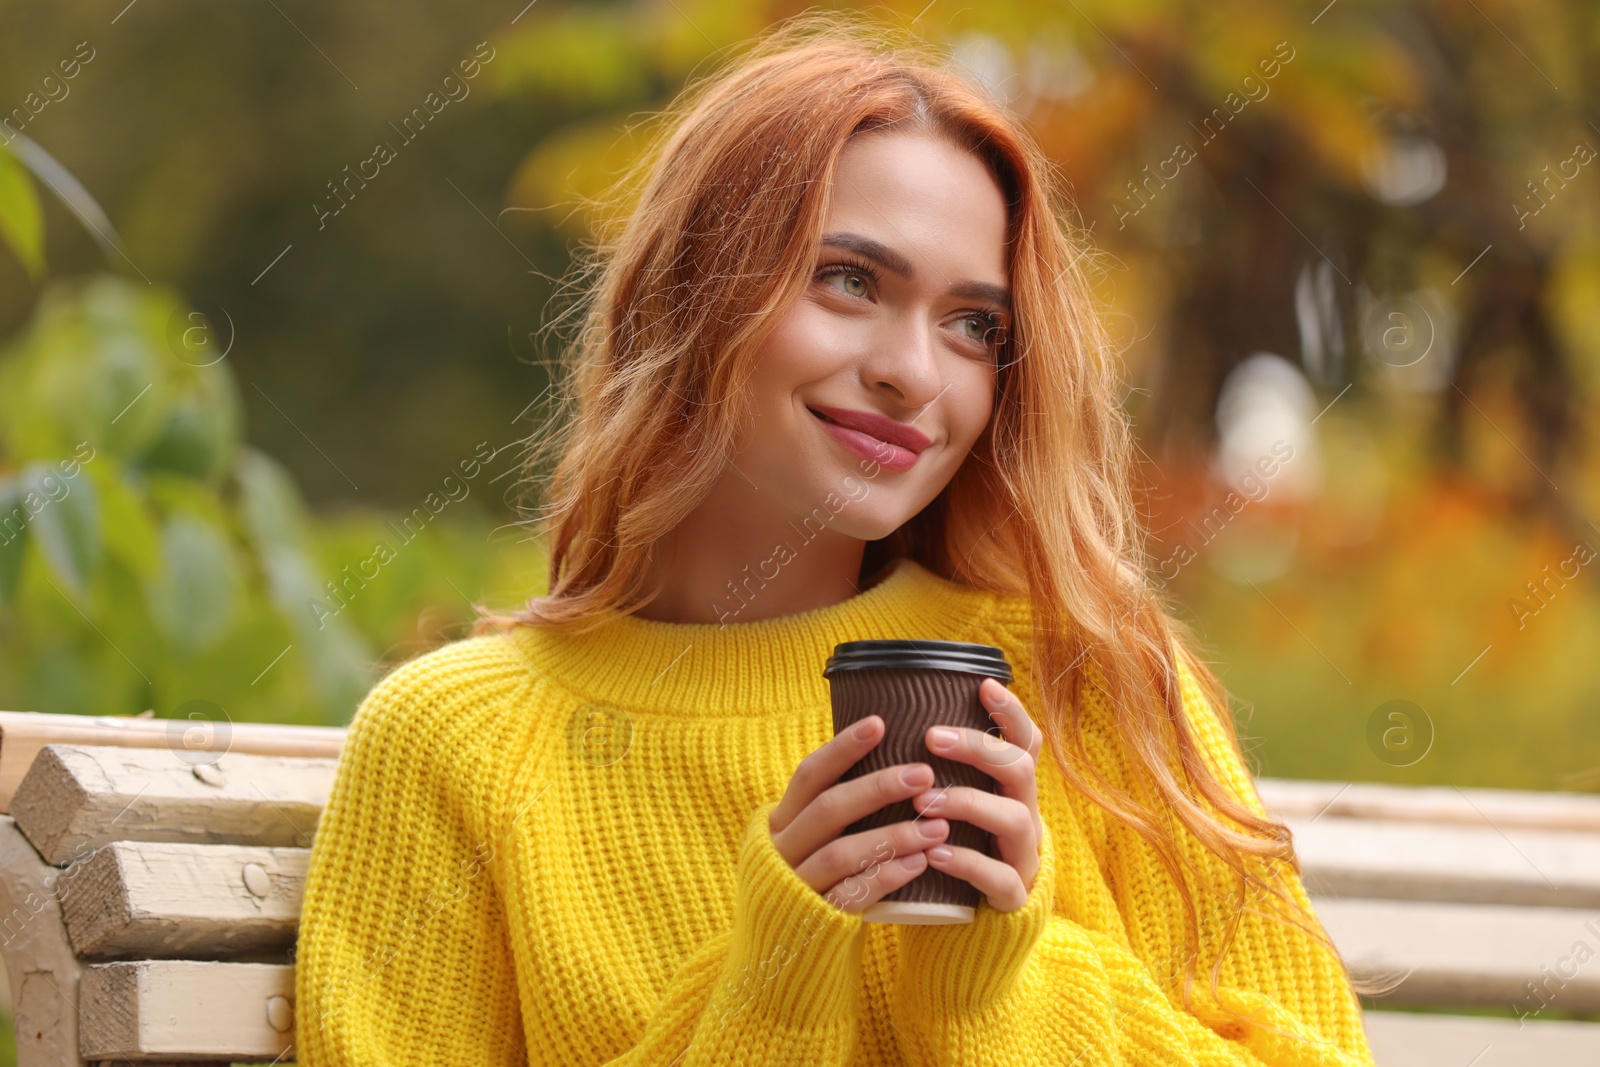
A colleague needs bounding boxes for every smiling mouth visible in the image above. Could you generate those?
[807,407,925,472]
[809,407,878,439]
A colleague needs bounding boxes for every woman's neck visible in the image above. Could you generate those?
[634,520,872,626]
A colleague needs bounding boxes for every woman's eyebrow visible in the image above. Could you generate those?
[820,231,1012,309]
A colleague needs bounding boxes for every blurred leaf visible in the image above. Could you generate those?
[506,112,656,239]
[0,477,26,609]
[0,276,180,461]
[138,362,242,482]
[1,131,126,263]
[493,7,654,106]
[146,512,236,655]
[22,460,101,600]
[143,468,232,527]
[0,143,45,280]
[260,541,373,713]
[92,462,161,578]
[235,447,373,709]
[234,446,316,551]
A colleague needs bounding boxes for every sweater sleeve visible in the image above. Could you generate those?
[294,671,526,1067]
[886,651,1378,1066]
[296,664,871,1067]
[596,797,871,1065]
[891,887,1376,1066]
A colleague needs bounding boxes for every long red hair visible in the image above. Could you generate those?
[476,9,1378,1028]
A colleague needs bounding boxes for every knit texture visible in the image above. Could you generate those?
[295,557,1377,1065]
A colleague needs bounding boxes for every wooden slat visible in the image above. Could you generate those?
[0,814,84,1067]
[1363,1009,1600,1066]
[1314,897,1600,1012]
[78,960,294,1060]
[1259,777,1600,833]
[1287,816,1600,907]
[61,840,307,960]
[11,744,336,866]
[0,709,344,814]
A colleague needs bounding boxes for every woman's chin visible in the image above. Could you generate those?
[828,510,915,544]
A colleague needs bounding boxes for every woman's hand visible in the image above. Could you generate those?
[769,715,951,913]
[910,677,1043,912]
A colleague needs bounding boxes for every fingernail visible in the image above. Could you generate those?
[929,727,958,746]
[918,819,947,839]
[853,718,876,740]
[928,846,952,862]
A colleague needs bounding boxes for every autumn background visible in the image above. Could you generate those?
[1,0,1597,968]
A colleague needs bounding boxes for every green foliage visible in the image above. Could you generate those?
[0,141,551,728]
[0,275,375,722]
[233,447,379,715]
[0,278,233,467]
[2,0,1597,795]
[0,276,549,727]
[147,511,238,654]
[0,480,23,607]
[18,458,99,599]
[0,142,44,281]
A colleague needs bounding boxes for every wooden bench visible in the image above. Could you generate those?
[0,710,343,1066]
[1255,778,1600,1064]
[0,709,1595,1065]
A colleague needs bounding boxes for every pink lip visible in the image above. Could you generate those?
[808,404,931,473]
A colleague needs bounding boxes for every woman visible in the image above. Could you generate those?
[296,12,1378,1066]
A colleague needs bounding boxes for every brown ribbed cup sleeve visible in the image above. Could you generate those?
[829,667,1001,912]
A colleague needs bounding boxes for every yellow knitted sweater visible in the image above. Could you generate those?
[295,557,1377,1065]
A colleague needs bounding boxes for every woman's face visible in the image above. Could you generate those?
[734,130,1012,544]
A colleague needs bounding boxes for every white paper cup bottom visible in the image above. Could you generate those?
[861,900,975,925]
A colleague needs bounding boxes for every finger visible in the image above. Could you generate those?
[823,849,930,914]
[925,842,1031,912]
[981,682,1045,841]
[981,679,1043,765]
[925,724,1038,801]
[912,786,1039,886]
[925,723,1041,847]
[775,759,935,867]
[771,715,886,835]
[795,817,949,899]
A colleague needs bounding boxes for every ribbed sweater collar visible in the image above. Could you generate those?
[508,557,1005,717]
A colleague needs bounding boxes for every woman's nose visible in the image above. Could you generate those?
[864,319,943,409]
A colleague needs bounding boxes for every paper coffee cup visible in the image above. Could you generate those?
[824,639,1014,924]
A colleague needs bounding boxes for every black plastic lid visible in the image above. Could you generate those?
[822,639,1013,683]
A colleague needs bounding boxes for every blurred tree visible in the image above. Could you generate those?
[483,0,1600,790]
[2,0,1597,787]
[0,0,558,506]
[0,138,382,723]
[489,0,1597,512]
[0,268,376,720]
[0,120,543,729]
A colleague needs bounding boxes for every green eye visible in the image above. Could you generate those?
[823,269,870,298]
[963,313,1006,348]
[816,254,882,299]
